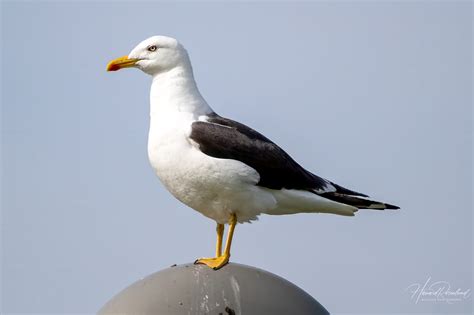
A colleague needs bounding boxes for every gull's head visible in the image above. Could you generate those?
[106,36,188,75]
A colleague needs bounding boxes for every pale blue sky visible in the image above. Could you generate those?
[2,1,472,314]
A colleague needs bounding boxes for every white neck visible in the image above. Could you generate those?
[149,62,213,119]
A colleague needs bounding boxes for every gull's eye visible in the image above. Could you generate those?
[147,45,157,52]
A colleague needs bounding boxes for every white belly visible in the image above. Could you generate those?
[147,115,276,223]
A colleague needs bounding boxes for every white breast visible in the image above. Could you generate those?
[147,113,276,223]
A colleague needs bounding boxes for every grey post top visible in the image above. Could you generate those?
[98,262,329,315]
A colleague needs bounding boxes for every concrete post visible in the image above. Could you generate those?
[98,263,329,314]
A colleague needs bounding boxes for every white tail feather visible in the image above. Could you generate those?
[263,188,358,217]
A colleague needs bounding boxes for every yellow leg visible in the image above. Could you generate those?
[195,214,237,270]
[223,215,236,257]
[215,223,224,257]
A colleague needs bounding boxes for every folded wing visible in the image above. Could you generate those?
[190,114,369,199]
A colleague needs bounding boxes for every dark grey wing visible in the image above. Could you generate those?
[190,114,367,197]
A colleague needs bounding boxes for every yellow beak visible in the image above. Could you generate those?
[106,55,139,71]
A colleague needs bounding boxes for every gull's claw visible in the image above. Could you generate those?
[195,255,230,270]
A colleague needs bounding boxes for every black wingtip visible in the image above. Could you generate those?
[331,182,369,198]
[385,203,400,210]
